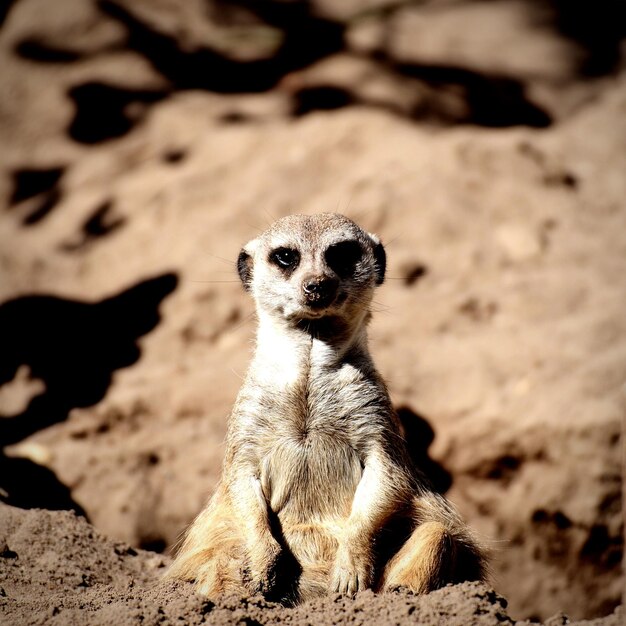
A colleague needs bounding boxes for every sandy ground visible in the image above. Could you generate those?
[0,504,622,625]
[0,0,625,623]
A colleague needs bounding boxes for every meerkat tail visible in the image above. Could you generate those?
[381,493,487,593]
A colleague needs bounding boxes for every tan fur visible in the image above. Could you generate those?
[167,213,487,603]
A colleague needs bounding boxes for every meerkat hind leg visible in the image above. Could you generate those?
[166,490,248,598]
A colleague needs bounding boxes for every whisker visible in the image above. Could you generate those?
[382,234,403,247]
[370,305,393,315]
[345,204,376,225]
[189,280,241,284]
[341,194,354,217]
[229,367,245,382]
[260,206,278,226]
[343,293,395,315]
[333,194,354,217]
[202,253,236,266]
[228,310,257,335]
[244,218,271,234]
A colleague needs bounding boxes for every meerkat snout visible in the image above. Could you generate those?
[301,275,339,308]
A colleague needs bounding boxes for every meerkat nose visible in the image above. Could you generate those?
[302,276,339,307]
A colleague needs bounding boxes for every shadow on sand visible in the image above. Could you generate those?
[0,273,178,515]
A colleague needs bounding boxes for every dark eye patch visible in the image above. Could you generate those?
[325,240,363,277]
[269,247,300,272]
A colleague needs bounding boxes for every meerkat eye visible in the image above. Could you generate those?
[325,241,363,277]
[270,247,300,270]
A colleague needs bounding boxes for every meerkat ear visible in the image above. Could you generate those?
[368,234,386,285]
[237,249,253,291]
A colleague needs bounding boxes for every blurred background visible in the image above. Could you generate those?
[0,0,624,620]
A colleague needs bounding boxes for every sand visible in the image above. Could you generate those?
[1,505,622,625]
[0,0,624,623]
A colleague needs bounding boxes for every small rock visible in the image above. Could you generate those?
[495,223,542,262]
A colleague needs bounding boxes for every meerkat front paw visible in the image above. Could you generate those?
[329,543,373,596]
[246,536,282,595]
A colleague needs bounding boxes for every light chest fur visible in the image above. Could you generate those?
[231,321,401,528]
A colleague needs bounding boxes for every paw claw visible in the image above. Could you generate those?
[330,549,371,597]
[247,537,282,595]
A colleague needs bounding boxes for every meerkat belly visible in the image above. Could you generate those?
[260,430,362,523]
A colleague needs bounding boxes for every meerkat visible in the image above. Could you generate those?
[167,213,486,603]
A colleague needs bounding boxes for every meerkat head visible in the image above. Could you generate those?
[237,213,386,333]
